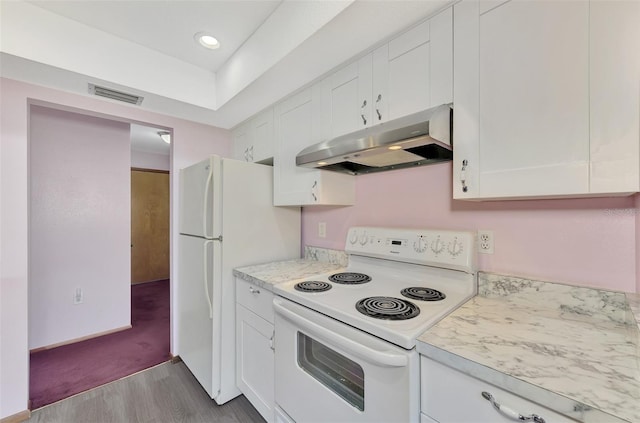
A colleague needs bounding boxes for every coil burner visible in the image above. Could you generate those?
[329,272,371,285]
[294,281,333,293]
[355,297,420,320]
[401,287,446,302]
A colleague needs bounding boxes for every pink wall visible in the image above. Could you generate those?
[303,163,637,293]
[30,106,132,349]
[0,77,231,419]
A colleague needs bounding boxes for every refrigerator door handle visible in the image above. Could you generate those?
[203,164,213,240]
[203,239,214,319]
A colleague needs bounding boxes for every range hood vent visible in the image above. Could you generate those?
[296,104,452,175]
[88,84,144,105]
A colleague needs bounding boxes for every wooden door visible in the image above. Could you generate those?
[131,169,170,284]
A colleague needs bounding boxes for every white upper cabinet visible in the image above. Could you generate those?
[273,86,355,206]
[323,56,373,139]
[589,0,640,194]
[453,0,640,200]
[232,108,275,164]
[323,7,453,139]
[429,6,453,107]
[232,121,251,162]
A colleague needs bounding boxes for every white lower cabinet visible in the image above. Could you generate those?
[420,356,576,423]
[236,278,275,423]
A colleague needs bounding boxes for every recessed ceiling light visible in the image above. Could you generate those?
[194,32,220,50]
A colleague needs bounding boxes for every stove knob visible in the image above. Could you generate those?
[448,238,464,257]
[359,232,368,246]
[349,231,358,245]
[431,237,444,254]
[413,236,427,253]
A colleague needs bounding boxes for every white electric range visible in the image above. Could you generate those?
[272,227,477,423]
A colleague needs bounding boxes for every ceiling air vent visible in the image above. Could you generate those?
[88,84,143,105]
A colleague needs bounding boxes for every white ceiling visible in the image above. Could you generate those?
[26,0,281,72]
[130,124,171,156]
[1,0,452,129]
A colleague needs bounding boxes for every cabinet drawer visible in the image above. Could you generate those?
[236,278,274,323]
[420,357,577,423]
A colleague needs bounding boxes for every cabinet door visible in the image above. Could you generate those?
[273,87,355,206]
[236,304,274,423]
[384,20,431,121]
[232,122,251,162]
[589,0,640,194]
[251,108,274,164]
[325,57,372,139]
[454,0,590,199]
[274,89,318,205]
[429,6,453,107]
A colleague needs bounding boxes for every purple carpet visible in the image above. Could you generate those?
[29,279,170,409]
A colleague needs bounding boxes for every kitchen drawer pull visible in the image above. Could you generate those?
[481,392,546,423]
[249,287,260,294]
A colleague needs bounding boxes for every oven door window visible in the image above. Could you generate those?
[297,332,364,411]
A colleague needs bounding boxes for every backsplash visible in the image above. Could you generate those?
[479,272,633,326]
[304,246,348,267]
[301,163,638,293]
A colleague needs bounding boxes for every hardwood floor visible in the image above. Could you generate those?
[28,361,266,423]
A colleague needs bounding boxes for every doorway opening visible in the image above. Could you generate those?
[28,105,172,409]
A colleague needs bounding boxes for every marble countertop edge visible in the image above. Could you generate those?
[417,342,627,423]
[626,293,640,331]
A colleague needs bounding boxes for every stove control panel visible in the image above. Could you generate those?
[345,227,476,273]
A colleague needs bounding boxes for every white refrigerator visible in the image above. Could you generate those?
[178,155,300,404]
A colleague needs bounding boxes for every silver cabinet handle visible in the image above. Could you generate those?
[311,180,318,202]
[481,392,546,423]
[248,145,254,161]
[375,94,382,121]
[461,159,469,193]
[269,331,275,351]
[361,99,367,125]
[249,287,260,294]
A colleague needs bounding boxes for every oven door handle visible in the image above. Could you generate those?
[274,300,408,368]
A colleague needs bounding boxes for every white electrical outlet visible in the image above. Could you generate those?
[318,222,327,238]
[74,288,83,304]
[478,230,494,254]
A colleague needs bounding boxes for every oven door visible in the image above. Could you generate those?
[273,297,419,423]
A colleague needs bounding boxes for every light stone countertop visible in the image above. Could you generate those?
[417,273,640,423]
[627,292,640,332]
[233,259,346,292]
